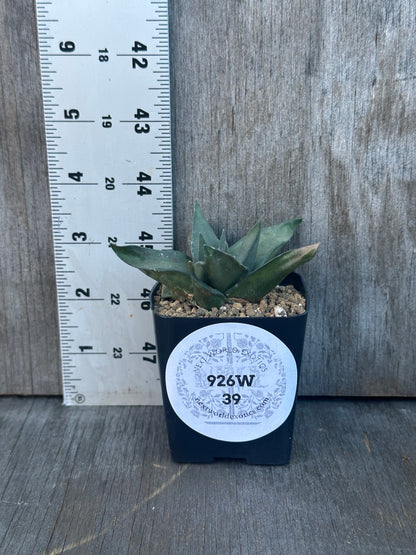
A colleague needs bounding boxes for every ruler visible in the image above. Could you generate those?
[36,0,172,405]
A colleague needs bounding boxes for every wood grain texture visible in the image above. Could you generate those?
[169,0,416,395]
[0,1,415,395]
[0,0,61,394]
[0,397,415,553]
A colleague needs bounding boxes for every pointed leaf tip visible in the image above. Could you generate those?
[191,201,220,261]
[226,242,319,302]
[228,220,261,270]
[254,218,303,268]
[110,244,193,297]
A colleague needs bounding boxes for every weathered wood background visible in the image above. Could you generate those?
[0,1,415,396]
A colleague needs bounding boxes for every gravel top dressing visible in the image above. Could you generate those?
[153,284,306,318]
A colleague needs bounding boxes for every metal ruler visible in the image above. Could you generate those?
[36,0,172,405]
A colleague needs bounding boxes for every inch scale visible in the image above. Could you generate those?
[36,0,172,405]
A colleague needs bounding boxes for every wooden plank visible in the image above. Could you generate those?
[0,1,415,395]
[0,397,415,553]
[168,0,416,396]
[0,0,60,394]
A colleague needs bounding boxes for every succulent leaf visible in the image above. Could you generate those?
[161,285,179,299]
[190,233,207,263]
[228,221,261,270]
[226,243,320,302]
[110,244,193,297]
[188,263,227,309]
[219,229,228,251]
[199,232,207,256]
[191,259,207,282]
[191,201,219,261]
[198,245,248,292]
[254,218,303,268]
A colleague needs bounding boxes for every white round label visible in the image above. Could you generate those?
[165,322,298,442]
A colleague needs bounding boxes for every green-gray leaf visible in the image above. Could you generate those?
[190,259,206,282]
[226,243,320,302]
[228,221,261,270]
[191,201,219,261]
[199,246,248,292]
[111,244,193,296]
[254,218,303,268]
[189,265,227,309]
[218,229,228,251]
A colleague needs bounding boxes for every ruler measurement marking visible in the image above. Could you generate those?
[119,120,168,123]
[125,242,166,245]
[66,299,106,302]
[122,182,167,186]
[46,54,92,57]
[50,120,96,123]
[116,54,167,57]
[68,352,108,356]
[129,352,157,356]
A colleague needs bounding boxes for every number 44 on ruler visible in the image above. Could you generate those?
[36,0,173,405]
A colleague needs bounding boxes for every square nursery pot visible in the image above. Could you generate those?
[151,272,308,465]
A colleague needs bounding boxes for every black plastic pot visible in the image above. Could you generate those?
[151,272,308,465]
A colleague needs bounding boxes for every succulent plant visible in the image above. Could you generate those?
[111,201,319,310]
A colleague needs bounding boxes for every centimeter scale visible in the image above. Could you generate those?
[36,0,173,405]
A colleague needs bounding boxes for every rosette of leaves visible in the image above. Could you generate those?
[110,202,319,310]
